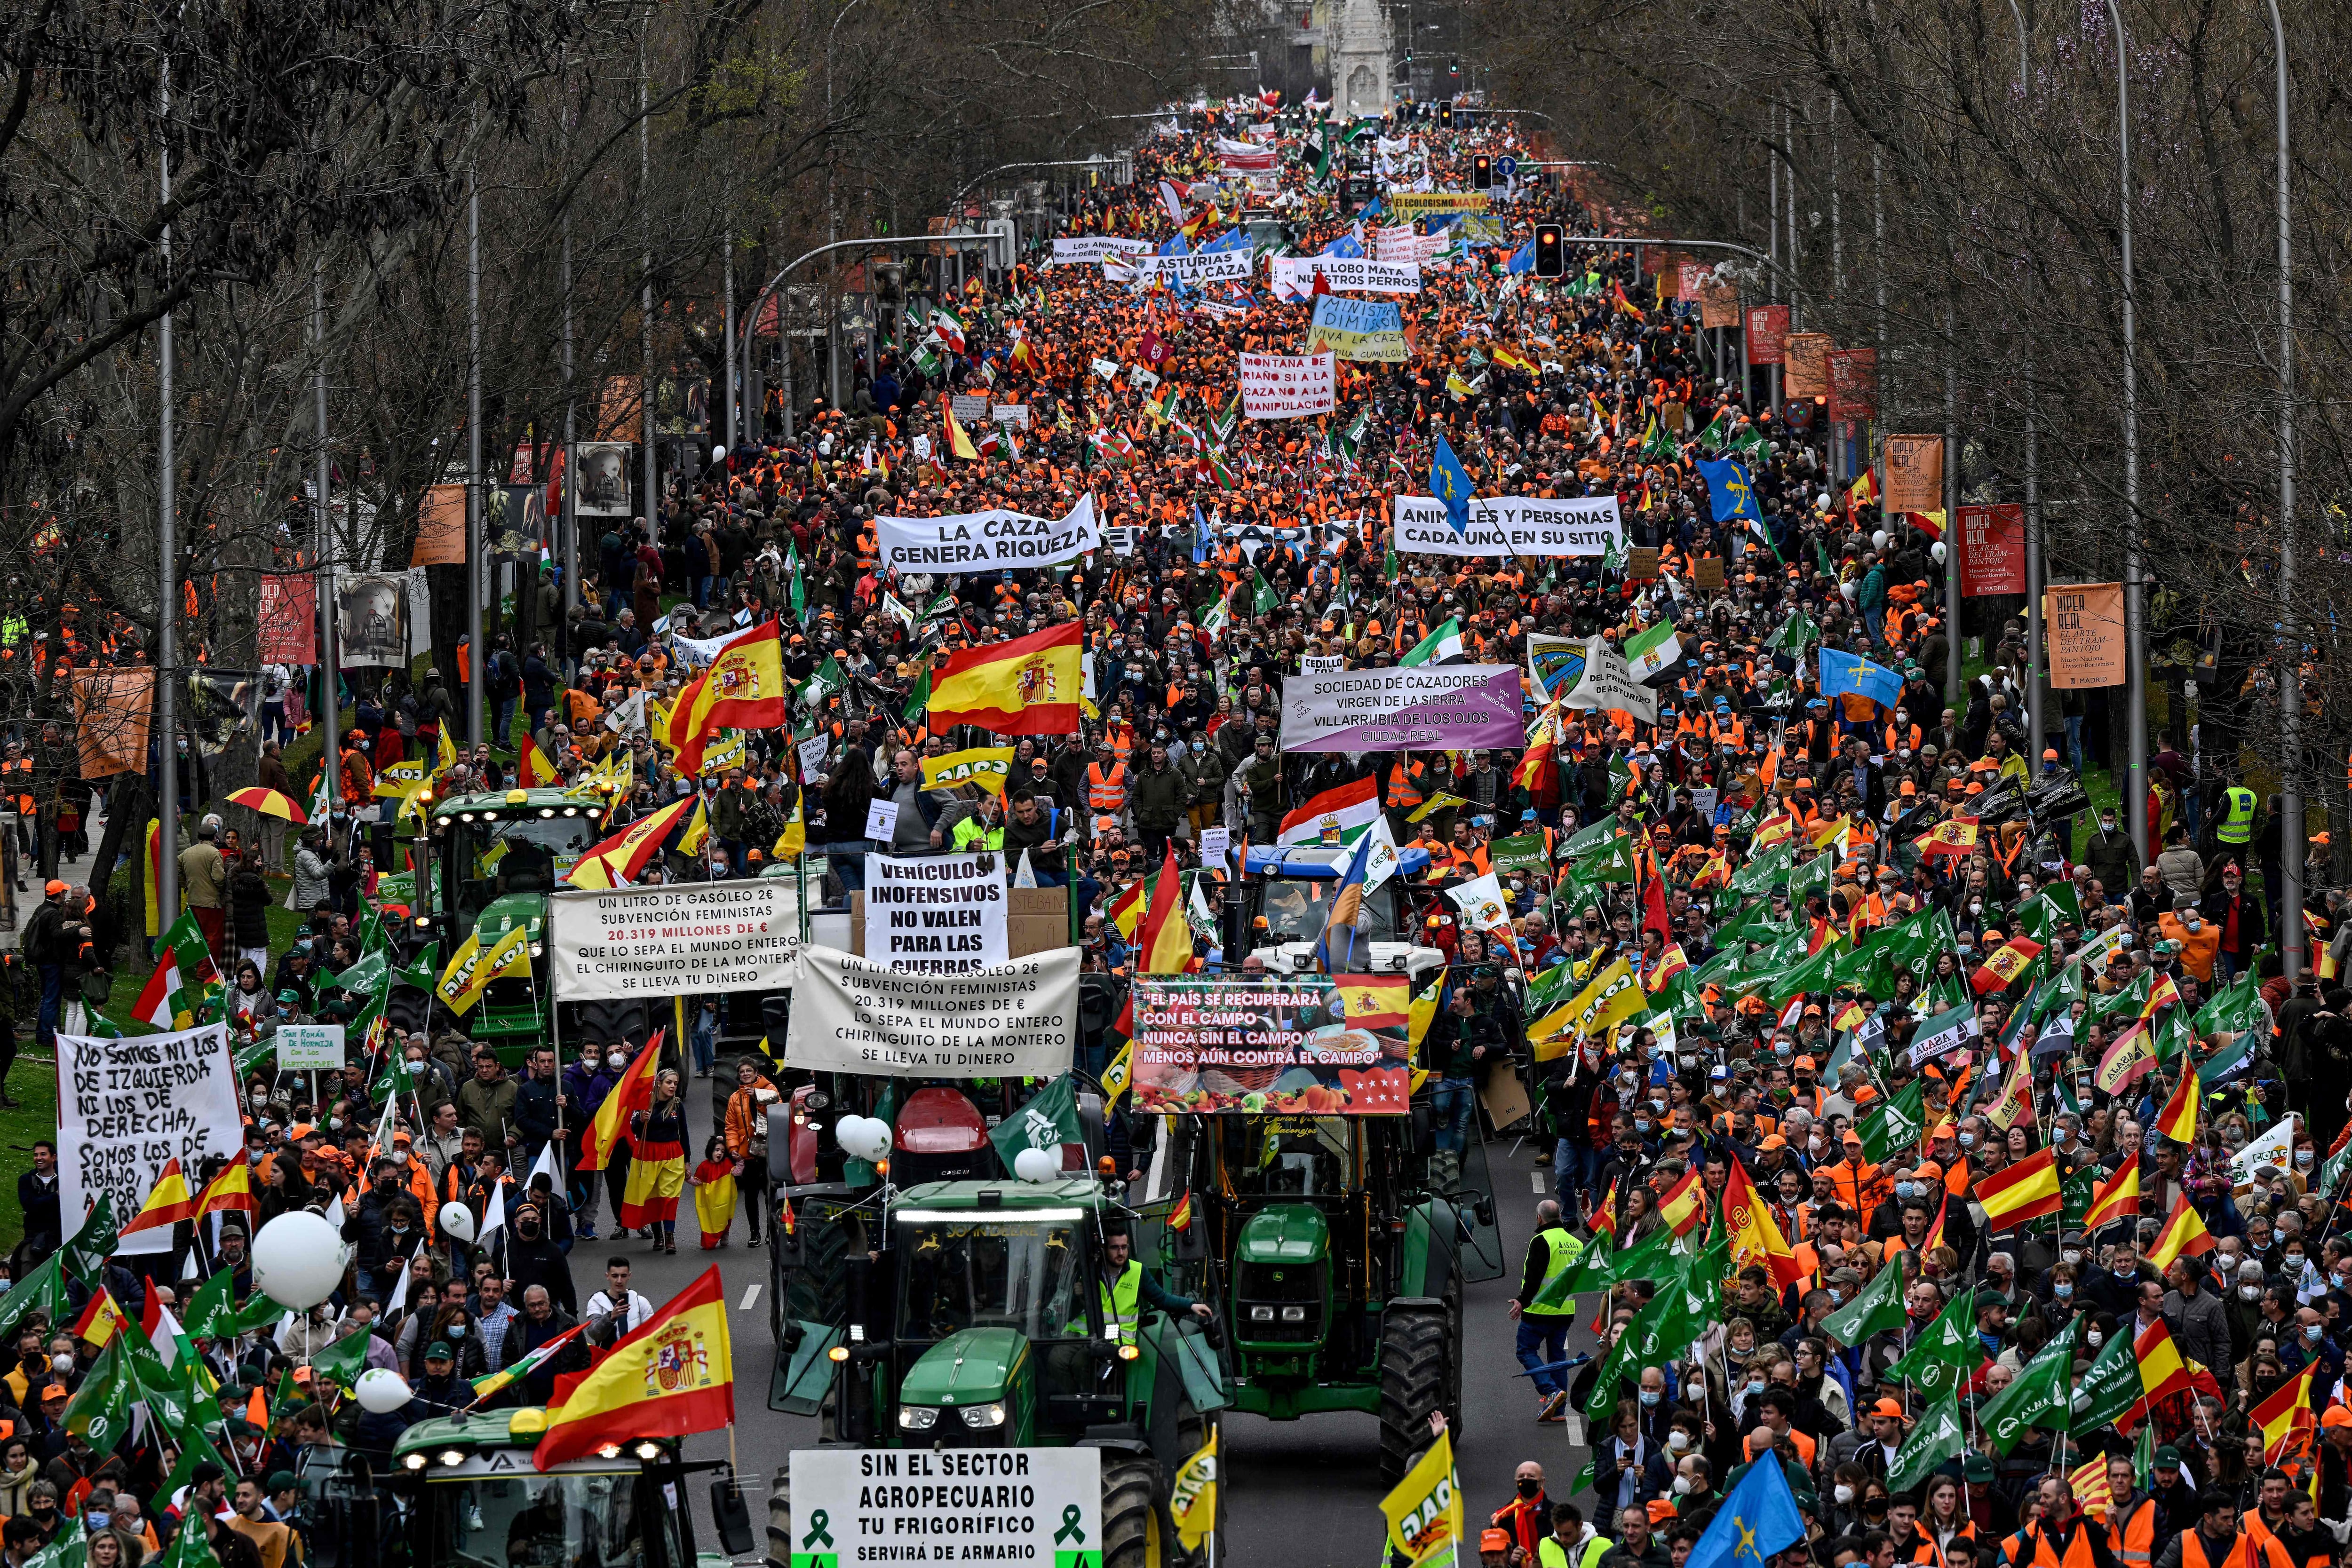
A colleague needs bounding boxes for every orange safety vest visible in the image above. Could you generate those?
[2178,1530,2293,1568]
[1087,761,1128,811]
[1386,759,1428,811]
[1742,1425,1816,1467]
[2107,1500,2156,1568]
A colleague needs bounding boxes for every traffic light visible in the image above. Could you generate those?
[1534,223,1564,277]
[1471,154,1493,190]
[1438,100,1453,128]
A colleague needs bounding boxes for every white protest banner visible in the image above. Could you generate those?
[1269,256,1421,299]
[1129,249,1255,286]
[1239,351,1336,419]
[863,800,900,841]
[1307,295,1408,363]
[668,630,733,668]
[863,851,1009,974]
[1091,356,1120,380]
[786,947,1078,1077]
[1302,654,1345,674]
[1052,236,1150,265]
[873,492,1101,573]
[1562,636,1660,725]
[58,1022,241,1255]
[1198,826,1232,869]
[790,1449,1100,1565]
[1280,665,1527,752]
[1372,226,1444,265]
[275,1023,346,1072]
[548,880,804,1000]
[990,403,1030,428]
[1391,493,1624,559]
[950,393,991,424]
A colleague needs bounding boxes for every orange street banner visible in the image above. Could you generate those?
[2046,583,2127,690]
[72,667,155,780]
[409,483,467,567]
[1698,278,1740,330]
[534,1266,733,1470]
[1785,333,1835,399]
[1883,435,1945,513]
[1745,305,1789,364]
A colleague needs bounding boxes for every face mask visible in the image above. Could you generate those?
[2242,1285,2264,1301]
[49,1354,72,1374]
[2116,1267,2136,1281]
[2333,1273,2350,1290]
[1775,1043,1793,1061]
[1635,1119,1652,1134]
[1895,1181,1917,1200]
[2087,1330,2104,1349]
[609,1052,628,1069]
[2061,1249,2082,1265]
[1958,1132,1978,1148]
[2102,819,2117,833]
[2297,1150,2315,1168]
[2307,1326,2326,1344]
[83,1513,107,1530]
[448,1324,467,1338]
[2288,1253,2306,1269]
[1517,1479,1542,1500]
[1640,1390,1661,1407]
[1673,1477,1693,1496]
[389,1224,411,1238]
[518,1221,540,1238]
[1747,1378,1765,1394]
[1835,1486,1857,1506]
[1828,1289,1843,1306]
[2054,1283,2074,1300]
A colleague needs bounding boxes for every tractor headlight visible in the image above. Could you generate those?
[898,1407,940,1431]
[401,1453,428,1472]
[631,1440,664,1461]
[1250,1306,1274,1322]
[960,1402,1007,1429]
[1281,1306,1307,1323]
[437,1449,467,1469]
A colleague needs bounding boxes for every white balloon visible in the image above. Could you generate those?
[354,1368,413,1414]
[711,444,728,463]
[1872,530,1890,551]
[251,1212,348,1310]
[437,1202,477,1244]
[1931,540,1948,564]
[837,1116,893,1163]
[1013,1148,1062,1184]
[1840,581,1859,604]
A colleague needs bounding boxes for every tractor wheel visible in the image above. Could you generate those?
[1376,1304,1453,1486]
[781,1209,853,1326]
[381,983,430,1040]
[571,997,652,1053]
[765,1465,794,1563]
[1101,1452,1172,1568]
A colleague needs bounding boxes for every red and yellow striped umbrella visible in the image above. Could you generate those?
[225,787,308,825]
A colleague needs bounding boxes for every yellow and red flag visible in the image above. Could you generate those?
[196,1161,258,1219]
[1915,816,1979,860]
[71,1287,130,1349]
[577,1029,666,1173]
[1657,1166,1707,1236]
[1646,944,1689,992]
[564,796,697,891]
[1970,934,2043,994]
[2146,1191,2217,1273]
[119,1158,197,1239]
[2252,1360,2319,1462]
[1333,975,1411,1029]
[518,739,560,788]
[533,1266,733,1471]
[1722,1157,1806,1289]
[1975,1146,2061,1228]
[662,622,786,775]
[2080,1162,2140,1231]
[2153,1069,2199,1146]
[1106,875,1150,941]
[1134,845,1197,976]
[2133,1317,2195,1407]
[929,622,1085,735]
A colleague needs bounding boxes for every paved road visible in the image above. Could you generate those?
[613,1084,1587,1566]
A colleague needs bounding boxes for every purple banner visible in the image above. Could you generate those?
[1279,665,1529,753]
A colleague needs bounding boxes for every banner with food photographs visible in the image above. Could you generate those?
[1129,975,1413,1114]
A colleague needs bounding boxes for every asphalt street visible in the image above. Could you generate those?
[617,1084,1576,1567]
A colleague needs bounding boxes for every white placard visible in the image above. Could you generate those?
[950,394,992,424]
[1562,636,1660,725]
[1199,826,1232,870]
[786,948,1078,1077]
[1268,255,1421,297]
[1239,351,1336,419]
[1052,236,1151,264]
[1391,493,1625,558]
[275,1023,346,1071]
[796,732,831,780]
[58,1022,242,1256]
[863,851,1010,974]
[547,881,804,1000]
[1128,249,1255,285]
[873,493,1102,574]
[1091,357,1120,380]
[788,1447,1100,1565]
[1302,655,1345,674]
[991,404,1030,428]
[864,800,901,841]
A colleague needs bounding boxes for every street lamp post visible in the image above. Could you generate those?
[739,237,928,442]
[2004,0,2047,767]
[2265,0,2303,974]
[2101,0,2149,861]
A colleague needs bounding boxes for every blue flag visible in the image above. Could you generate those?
[1319,231,1365,259]
[1359,195,1385,221]
[1698,457,1762,525]
[1819,649,1904,709]
[1201,227,1251,254]
[1191,503,1209,564]
[1157,231,1190,257]
[1686,1456,1807,1568]
[1506,241,1535,275]
[1430,433,1474,535]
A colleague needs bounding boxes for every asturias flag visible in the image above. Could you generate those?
[1697,458,1761,524]
[1819,649,1903,709]
[1685,1443,1807,1568]
[1429,432,1474,535]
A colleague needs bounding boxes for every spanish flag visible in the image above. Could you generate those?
[945,399,981,461]
[1645,944,1688,992]
[1975,1145,2061,1228]
[1333,974,1411,1029]
[144,820,163,937]
[577,1029,665,1173]
[1656,1166,1707,1236]
[1750,814,1795,850]
[196,1161,258,1219]
[2252,1361,2319,1461]
[2153,1069,2199,1146]
[663,622,786,774]
[2146,1190,2217,1272]
[2132,1317,2195,1407]
[2080,1162,2139,1231]
[1916,816,1979,859]
[929,622,1084,735]
[1722,1156,1806,1289]
[1970,934,2043,995]
[1106,875,1150,941]
[1133,845,1196,976]
[518,739,560,788]
[565,795,698,890]
[533,1266,733,1471]
[71,1287,130,1349]
[120,1158,197,1238]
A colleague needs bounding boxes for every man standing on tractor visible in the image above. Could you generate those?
[1507,1199,1582,1425]
[1097,1229,1212,1346]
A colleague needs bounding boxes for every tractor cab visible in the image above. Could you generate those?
[1240,845,1445,979]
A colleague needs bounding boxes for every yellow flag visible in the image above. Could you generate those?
[1407,979,1443,1049]
[481,923,534,987]
[372,759,429,800]
[433,930,486,1013]
[1379,1429,1462,1567]
[441,923,530,1014]
[1100,1040,1135,1107]
[1168,1429,1218,1552]
[921,746,1017,796]
[1531,958,1645,1061]
[435,722,458,780]
[677,800,710,856]
[773,796,806,863]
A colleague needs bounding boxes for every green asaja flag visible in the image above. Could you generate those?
[1582,1278,1681,1422]
[60,1196,118,1283]
[1884,1286,1979,1401]
[1573,836,1637,886]
[2193,971,2270,1041]
[1818,1251,1909,1347]
[1975,1317,2078,1454]
[2018,882,2083,945]
[1764,607,1817,653]
[62,1339,136,1455]
[1886,1393,1968,1494]
[987,1076,1082,1172]
[1858,1077,1928,1165]
[2086,969,2151,1027]
[1252,569,1278,616]
[0,1253,72,1344]
[309,1323,376,1392]
[2070,1321,2143,1433]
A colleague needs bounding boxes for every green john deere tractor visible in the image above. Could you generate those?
[296,1406,757,1568]
[765,1176,1230,1568]
[1140,1112,1504,1483]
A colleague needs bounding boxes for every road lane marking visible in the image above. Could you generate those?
[739,1283,762,1312]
